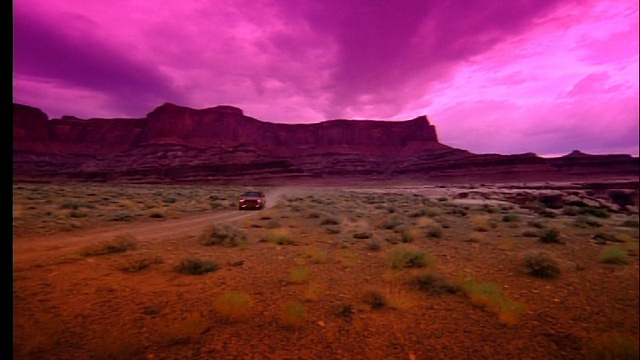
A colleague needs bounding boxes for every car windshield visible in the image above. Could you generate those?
[243,192,263,197]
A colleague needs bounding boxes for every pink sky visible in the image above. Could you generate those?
[13,0,639,156]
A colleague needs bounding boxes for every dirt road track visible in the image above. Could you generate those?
[13,210,257,264]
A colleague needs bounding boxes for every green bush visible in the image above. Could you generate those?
[599,246,628,265]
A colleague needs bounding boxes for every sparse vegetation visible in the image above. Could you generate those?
[290,266,310,284]
[411,273,459,294]
[201,224,247,247]
[599,245,629,265]
[174,258,219,275]
[538,228,562,244]
[387,247,434,269]
[459,277,526,325]
[119,253,164,272]
[280,301,305,328]
[12,183,639,359]
[584,333,639,360]
[362,290,387,309]
[523,250,560,278]
[578,206,610,219]
[265,230,296,245]
[81,234,137,257]
[213,291,252,320]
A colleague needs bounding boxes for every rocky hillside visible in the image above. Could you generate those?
[12,103,639,183]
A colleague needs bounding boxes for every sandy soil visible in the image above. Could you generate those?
[12,183,640,360]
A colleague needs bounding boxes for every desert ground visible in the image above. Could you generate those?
[12,181,640,360]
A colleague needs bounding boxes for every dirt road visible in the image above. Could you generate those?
[13,210,257,264]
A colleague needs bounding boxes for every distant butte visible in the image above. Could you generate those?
[12,103,640,184]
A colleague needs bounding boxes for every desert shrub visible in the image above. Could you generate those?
[410,208,440,218]
[174,258,219,275]
[353,232,372,239]
[201,224,247,247]
[213,291,252,320]
[265,219,282,229]
[155,312,207,345]
[446,207,467,217]
[336,303,355,320]
[579,206,610,218]
[593,232,622,243]
[119,254,164,272]
[60,199,95,210]
[162,197,177,204]
[599,246,628,265]
[388,247,434,269]
[522,230,538,238]
[426,225,442,238]
[325,226,341,234]
[411,273,459,294]
[459,277,526,325]
[280,301,305,328]
[362,290,388,311]
[561,206,580,216]
[471,215,491,232]
[398,229,416,243]
[363,239,380,251]
[527,220,545,229]
[621,219,639,228]
[501,214,520,223]
[573,215,602,228]
[320,216,340,225]
[307,211,322,219]
[266,231,295,245]
[290,266,310,284]
[523,251,560,278]
[68,210,88,218]
[81,234,137,257]
[584,333,639,360]
[148,210,165,218]
[538,228,561,243]
[110,211,135,222]
[210,200,227,209]
[380,215,406,230]
[538,209,557,218]
[303,247,328,263]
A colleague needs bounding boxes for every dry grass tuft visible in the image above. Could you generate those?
[280,301,306,328]
[213,291,253,321]
[80,234,137,257]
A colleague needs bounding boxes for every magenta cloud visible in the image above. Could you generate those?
[13,0,639,156]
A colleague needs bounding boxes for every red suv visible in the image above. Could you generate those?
[237,191,266,210]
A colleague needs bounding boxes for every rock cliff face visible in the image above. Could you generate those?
[12,103,639,183]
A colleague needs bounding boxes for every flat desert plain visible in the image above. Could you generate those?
[12,182,639,360]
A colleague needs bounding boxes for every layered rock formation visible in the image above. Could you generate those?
[13,103,639,183]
